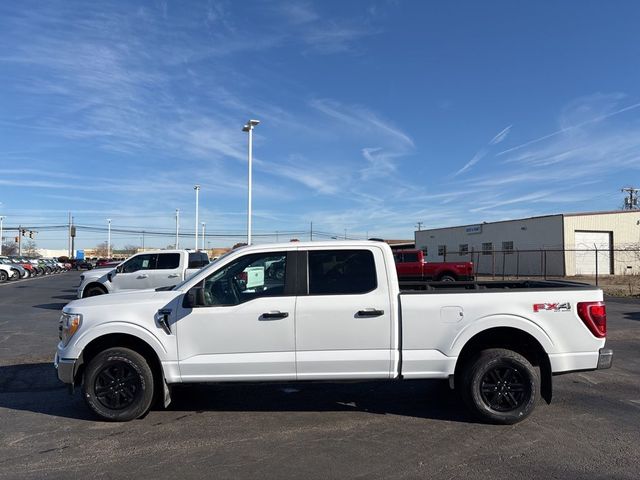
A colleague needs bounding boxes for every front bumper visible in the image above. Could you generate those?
[54,352,78,385]
[597,348,613,369]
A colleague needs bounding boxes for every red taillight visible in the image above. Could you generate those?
[577,301,607,338]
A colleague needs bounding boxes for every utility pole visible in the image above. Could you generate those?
[621,187,639,210]
[175,209,180,249]
[71,217,76,258]
[107,219,112,258]
[68,212,72,258]
[18,225,22,256]
[0,216,4,256]
[194,185,200,250]
[416,221,424,231]
[201,222,206,251]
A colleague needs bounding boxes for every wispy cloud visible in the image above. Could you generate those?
[498,96,640,156]
[454,124,511,176]
[489,125,512,145]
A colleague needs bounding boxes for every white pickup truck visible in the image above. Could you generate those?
[76,250,210,298]
[55,241,612,424]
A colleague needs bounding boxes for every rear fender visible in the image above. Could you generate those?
[450,314,555,357]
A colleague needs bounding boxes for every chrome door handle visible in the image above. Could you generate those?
[168,274,180,278]
[356,308,384,317]
[261,311,289,320]
[137,274,148,279]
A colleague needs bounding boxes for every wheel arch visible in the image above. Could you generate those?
[81,282,109,297]
[436,270,457,280]
[453,325,553,404]
[74,332,165,403]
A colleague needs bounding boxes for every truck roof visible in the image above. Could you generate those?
[236,240,389,252]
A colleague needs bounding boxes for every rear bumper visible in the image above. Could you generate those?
[597,348,613,369]
[550,348,613,373]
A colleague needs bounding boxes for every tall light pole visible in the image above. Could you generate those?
[201,222,206,251]
[175,209,180,249]
[107,218,112,258]
[194,185,200,250]
[0,216,4,255]
[242,119,260,245]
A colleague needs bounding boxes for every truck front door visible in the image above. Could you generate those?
[112,253,157,291]
[176,251,296,381]
[295,247,393,380]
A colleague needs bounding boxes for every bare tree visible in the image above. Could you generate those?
[1,241,18,256]
[121,244,139,255]
[94,242,109,257]
[24,240,39,257]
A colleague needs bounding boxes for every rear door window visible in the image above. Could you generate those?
[157,253,181,269]
[308,250,377,295]
[403,252,419,262]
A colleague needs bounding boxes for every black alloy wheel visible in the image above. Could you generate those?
[94,362,142,410]
[461,348,539,424]
[82,347,155,421]
[479,365,529,412]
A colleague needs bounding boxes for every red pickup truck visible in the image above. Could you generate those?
[393,249,474,281]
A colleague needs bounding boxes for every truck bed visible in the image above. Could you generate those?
[399,279,599,293]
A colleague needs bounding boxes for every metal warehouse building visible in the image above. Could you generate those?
[414,210,640,277]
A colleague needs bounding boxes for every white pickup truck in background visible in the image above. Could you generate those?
[77,250,209,298]
[56,241,612,424]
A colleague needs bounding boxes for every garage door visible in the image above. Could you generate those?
[574,231,612,275]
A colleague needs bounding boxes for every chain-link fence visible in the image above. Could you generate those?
[439,247,640,284]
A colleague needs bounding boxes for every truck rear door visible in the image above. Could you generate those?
[295,247,393,379]
[147,252,183,288]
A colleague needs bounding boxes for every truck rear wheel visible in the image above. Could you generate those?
[82,347,155,422]
[460,348,539,424]
[438,274,456,282]
[84,285,107,297]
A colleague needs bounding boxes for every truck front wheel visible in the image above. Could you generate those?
[82,347,155,421]
[460,348,539,424]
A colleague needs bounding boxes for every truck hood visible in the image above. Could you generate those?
[65,288,182,311]
[80,268,115,282]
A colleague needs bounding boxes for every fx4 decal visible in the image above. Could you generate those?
[533,302,571,313]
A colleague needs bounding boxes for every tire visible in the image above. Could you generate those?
[82,347,155,421]
[438,274,457,282]
[460,348,540,424]
[0,270,7,282]
[10,269,20,280]
[84,285,107,297]
[23,269,30,279]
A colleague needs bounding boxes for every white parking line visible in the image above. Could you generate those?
[0,272,72,287]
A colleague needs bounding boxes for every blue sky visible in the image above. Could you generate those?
[1,1,640,250]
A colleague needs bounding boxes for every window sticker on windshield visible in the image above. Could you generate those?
[142,260,149,268]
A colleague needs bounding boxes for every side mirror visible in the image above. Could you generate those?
[183,286,205,308]
[116,265,123,274]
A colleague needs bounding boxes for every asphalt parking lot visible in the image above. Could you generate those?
[1,272,639,480]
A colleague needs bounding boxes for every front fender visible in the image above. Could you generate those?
[449,314,555,356]
[67,321,170,361]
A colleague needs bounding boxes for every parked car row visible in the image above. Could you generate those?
[0,256,71,282]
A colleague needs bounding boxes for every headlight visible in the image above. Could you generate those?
[59,312,82,346]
